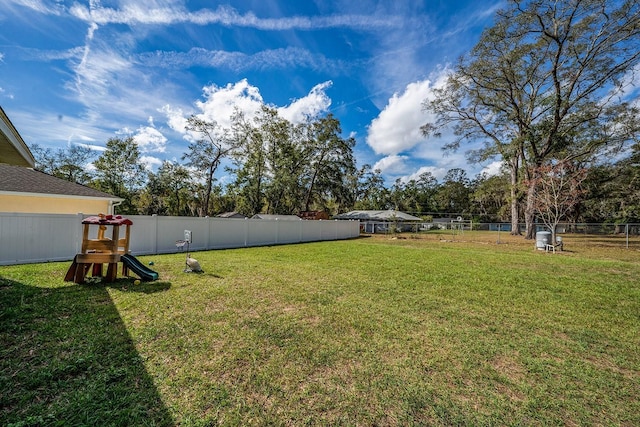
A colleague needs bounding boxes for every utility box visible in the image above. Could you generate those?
[536,231,551,250]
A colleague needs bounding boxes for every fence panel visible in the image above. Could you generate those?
[209,218,248,249]
[301,220,323,241]
[277,220,303,244]
[155,216,191,253]
[167,216,210,252]
[127,215,158,255]
[0,213,80,265]
[0,213,360,265]
[245,220,278,247]
[338,220,355,237]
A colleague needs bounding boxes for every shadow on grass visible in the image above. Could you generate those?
[105,279,172,294]
[0,277,174,426]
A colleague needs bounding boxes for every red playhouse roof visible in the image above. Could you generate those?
[82,215,133,226]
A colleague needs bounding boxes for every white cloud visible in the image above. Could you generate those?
[68,3,403,30]
[479,161,504,177]
[71,48,131,99]
[139,48,244,70]
[161,80,266,146]
[366,72,498,183]
[193,79,264,130]
[439,3,502,40]
[59,38,191,136]
[372,158,449,184]
[278,81,332,123]
[18,46,84,62]
[359,2,499,113]
[161,104,189,134]
[0,84,14,99]
[4,0,63,15]
[8,109,109,150]
[140,155,163,171]
[132,120,168,153]
[139,47,345,74]
[617,63,640,102]
[366,79,435,156]
[372,155,409,175]
[77,143,106,152]
[402,166,448,182]
[164,79,334,139]
[367,42,431,109]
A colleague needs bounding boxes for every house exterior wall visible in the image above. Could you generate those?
[0,194,111,215]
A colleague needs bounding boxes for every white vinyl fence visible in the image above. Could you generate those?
[0,213,360,266]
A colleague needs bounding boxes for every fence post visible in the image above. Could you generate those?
[626,223,629,249]
[152,214,159,255]
[244,218,248,247]
[206,216,212,250]
[75,213,84,254]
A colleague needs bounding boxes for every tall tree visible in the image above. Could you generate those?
[258,107,304,214]
[413,171,440,216]
[92,137,146,214]
[389,179,412,212]
[31,143,96,185]
[162,162,196,216]
[436,168,471,216]
[526,159,587,244]
[301,114,356,213]
[581,143,640,225]
[471,172,511,222]
[138,161,195,216]
[423,0,640,238]
[352,165,389,210]
[228,109,267,216]
[229,107,359,216]
[137,171,167,216]
[182,115,236,216]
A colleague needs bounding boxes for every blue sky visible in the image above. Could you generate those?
[0,0,504,184]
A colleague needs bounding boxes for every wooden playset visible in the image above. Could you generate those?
[64,214,139,284]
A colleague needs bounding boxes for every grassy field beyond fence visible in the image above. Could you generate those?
[1,233,639,426]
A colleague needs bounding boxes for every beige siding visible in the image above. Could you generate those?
[0,194,111,215]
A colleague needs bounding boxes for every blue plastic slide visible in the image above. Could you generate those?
[121,254,159,281]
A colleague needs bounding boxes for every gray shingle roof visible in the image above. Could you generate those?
[251,214,301,220]
[216,211,247,219]
[0,163,121,200]
[334,210,422,221]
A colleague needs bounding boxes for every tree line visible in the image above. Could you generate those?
[32,106,359,218]
[30,0,640,238]
[31,112,639,227]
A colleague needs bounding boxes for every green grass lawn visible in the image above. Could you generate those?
[2,233,639,426]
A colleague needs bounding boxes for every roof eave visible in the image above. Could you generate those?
[0,190,124,202]
[0,107,35,168]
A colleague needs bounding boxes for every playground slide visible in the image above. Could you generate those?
[121,254,159,282]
